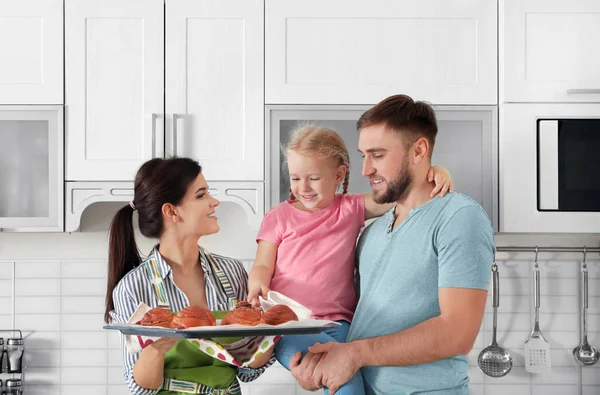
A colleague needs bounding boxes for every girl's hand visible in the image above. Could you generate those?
[428,166,454,198]
[247,284,270,307]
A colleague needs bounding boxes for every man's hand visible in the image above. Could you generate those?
[289,351,325,391]
[308,342,361,394]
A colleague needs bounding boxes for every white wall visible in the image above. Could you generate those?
[1,203,600,395]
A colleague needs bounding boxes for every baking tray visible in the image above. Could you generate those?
[103,321,336,338]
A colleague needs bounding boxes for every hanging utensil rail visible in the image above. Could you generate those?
[496,246,600,255]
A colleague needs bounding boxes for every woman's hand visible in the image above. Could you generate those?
[133,338,179,389]
[428,166,454,198]
[148,337,179,356]
[248,344,275,368]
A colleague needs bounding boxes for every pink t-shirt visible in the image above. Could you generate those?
[256,194,365,322]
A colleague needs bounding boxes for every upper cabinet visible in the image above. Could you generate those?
[0,106,64,232]
[65,0,264,182]
[166,0,264,181]
[0,0,63,104]
[265,0,497,105]
[65,0,164,181]
[503,0,600,102]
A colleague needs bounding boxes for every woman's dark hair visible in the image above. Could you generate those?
[104,157,201,323]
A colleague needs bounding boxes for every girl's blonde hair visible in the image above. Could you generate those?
[285,125,350,200]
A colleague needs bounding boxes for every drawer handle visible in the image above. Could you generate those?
[566,89,600,94]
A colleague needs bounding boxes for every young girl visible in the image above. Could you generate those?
[106,157,275,395]
[247,125,452,395]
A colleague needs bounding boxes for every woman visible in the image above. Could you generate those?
[105,157,274,395]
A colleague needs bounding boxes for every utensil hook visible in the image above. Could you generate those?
[583,246,587,269]
[534,246,539,269]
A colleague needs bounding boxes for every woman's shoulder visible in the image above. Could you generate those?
[113,262,149,299]
[208,252,245,271]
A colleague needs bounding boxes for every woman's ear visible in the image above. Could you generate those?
[162,203,179,223]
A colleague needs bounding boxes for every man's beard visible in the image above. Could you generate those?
[372,158,413,204]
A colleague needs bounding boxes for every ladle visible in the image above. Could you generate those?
[573,247,600,366]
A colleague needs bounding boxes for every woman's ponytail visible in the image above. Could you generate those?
[104,204,141,323]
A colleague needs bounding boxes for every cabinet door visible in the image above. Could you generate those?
[504,0,600,102]
[266,0,497,105]
[0,0,63,104]
[268,106,498,230]
[65,0,164,181]
[166,0,264,181]
[0,107,63,231]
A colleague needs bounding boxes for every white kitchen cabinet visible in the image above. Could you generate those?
[166,0,264,181]
[0,0,63,104]
[503,0,600,102]
[65,0,164,181]
[265,0,497,105]
[0,107,63,232]
[63,0,264,231]
[66,0,263,182]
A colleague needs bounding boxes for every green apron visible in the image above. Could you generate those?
[143,248,241,395]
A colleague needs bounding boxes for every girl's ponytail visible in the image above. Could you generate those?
[104,204,141,323]
[342,171,350,194]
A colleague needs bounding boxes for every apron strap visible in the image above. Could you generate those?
[203,249,238,310]
[143,249,170,309]
[163,377,241,395]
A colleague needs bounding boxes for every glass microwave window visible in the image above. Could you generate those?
[558,119,600,211]
[0,120,50,217]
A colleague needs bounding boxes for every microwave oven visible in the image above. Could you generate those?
[501,103,600,233]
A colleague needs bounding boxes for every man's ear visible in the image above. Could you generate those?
[162,203,179,223]
[412,137,430,164]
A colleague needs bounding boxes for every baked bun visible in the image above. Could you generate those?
[139,307,175,328]
[261,305,298,325]
[221,307,262,326]
[172,306,216,329]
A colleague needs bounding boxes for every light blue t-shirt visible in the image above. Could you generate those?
[348,192,494,395]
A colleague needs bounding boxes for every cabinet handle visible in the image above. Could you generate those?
[566,89,600,94]
[172,114,185,157]
[152,113,165,158]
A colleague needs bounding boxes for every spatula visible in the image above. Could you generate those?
[524,249,551,373]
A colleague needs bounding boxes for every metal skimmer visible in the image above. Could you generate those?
[478,262,513,377]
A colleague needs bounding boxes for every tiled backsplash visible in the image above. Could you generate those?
[0,259,598,395]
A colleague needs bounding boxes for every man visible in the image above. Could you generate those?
[289,94,494,394]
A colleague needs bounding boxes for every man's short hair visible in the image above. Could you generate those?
[357,94,438,157]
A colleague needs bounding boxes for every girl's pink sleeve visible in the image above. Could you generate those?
[343,194,365,228]
[256,208,281,246]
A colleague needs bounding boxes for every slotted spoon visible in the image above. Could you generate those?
[478,263,513,377]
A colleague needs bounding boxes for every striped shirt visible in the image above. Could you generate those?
[109,246,275,395]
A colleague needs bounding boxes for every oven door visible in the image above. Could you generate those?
[501,103,600,233]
